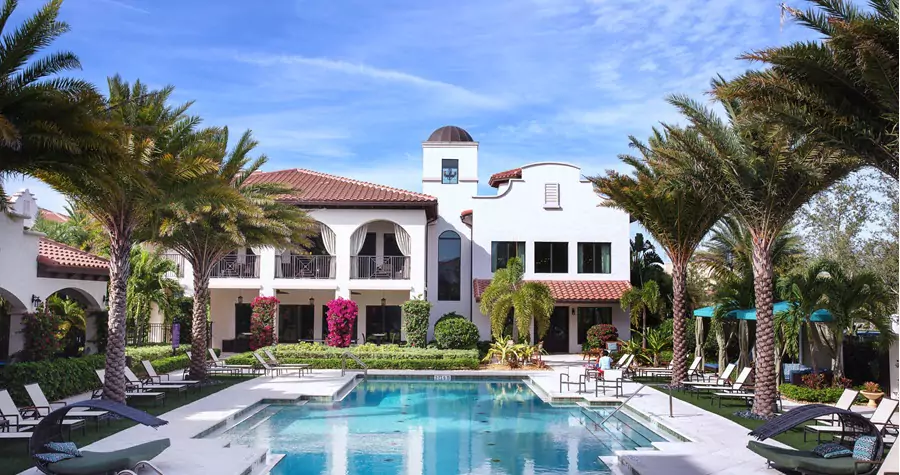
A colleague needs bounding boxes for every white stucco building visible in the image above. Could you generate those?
[0,190,108,362]
[168,125,631,353]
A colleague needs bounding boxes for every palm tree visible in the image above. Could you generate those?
[32,202,108,256]
[45,294,85,355]
[126,247,181,327]
[479,257,554,342]
[665,84,853,416]
[777,262,830,382]
[695,216,803,283]
[0,0,109,204]
[620,280,664,349]
[719,0,898,179]
[37,78,215,402]
[591,129,726,386]
[152,127,318,380]
[630,233,664,287]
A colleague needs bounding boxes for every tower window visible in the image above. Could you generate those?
[442,159,459,184]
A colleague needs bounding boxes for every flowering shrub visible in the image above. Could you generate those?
[21,304,64,362]
[401,297,431,348]
[249,296,279,350]
[801,371,826,390]
[585,324,618,351]
[326,298,358,347]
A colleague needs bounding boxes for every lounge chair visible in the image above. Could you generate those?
[23,384,108,429]
[123,367,187,399]
[813,389,861,426]
[29,400,169,475]
[252,352,304,377]
[804,398,899,443]
[0,390,84,437]
[262,349,312,376]
[184,350,239,376]
[92,370,166,406]
[207,349,253,374]
[636,360,673,377]
[612,353,629,368]
[683,363,735,388]
[749,441,880,475]
[707,367,754,406]
[140,360,202,390]
[877,440,897,475]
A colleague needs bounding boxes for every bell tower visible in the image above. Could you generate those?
[421,125,479,199]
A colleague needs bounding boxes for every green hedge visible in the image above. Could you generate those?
[0,354,106,405]
[779,384,866,404]
[433,318,479,350]
[225,342,479,369]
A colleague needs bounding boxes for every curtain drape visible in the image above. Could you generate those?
[393,224,411,256]
[350,225,368,255]
[319,223,337,256]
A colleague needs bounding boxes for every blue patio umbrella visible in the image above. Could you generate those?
[693,302,832,322]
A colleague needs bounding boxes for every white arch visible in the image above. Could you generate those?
[44,287,101,311]
[0,288,28,313]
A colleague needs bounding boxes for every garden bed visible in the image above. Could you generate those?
[225,342,480,370]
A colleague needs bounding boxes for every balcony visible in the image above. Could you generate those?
[210,254,260,278]
[351,256,410,280]
[276,254,335,279]
[161,252,185,278]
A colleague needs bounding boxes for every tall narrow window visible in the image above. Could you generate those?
[578,242,611,274]
[491,241,525,272]
[442,159,459,184]
[534,242,568,273]
[544,183,560,208]
[438,231,461,301]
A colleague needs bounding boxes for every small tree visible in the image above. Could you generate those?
[586,324,618,352]
[326,298,358,348]
[249,296,278,350]
[479,257,554,342]
[21,304,64,361]
[402,297,431,348]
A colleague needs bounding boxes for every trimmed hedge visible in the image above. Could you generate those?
[225,342,479,369]
[779,384,866,404]
[0,354,106,405]
[433,318,479,350]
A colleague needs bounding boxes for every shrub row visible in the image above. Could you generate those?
[0,354,106,405]
[253,342,478,361]
[224,354,479,370]
[779,384,866,404]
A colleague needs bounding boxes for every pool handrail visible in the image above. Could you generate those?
[341,351,368,379]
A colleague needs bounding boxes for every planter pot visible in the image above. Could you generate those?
[860,391,884,408]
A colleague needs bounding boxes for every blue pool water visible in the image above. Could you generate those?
[217,380,664,474]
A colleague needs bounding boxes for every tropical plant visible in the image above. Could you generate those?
[45,294,85,356]
[481,337,521,367]
[37,78,217,402]
[720,0,898,179]
[620,280,664,348]
[249,296,278,350]
[20,304,63,361]
[774,309,802,388]
[695,216,803,282]
[663,82,853,417]
[433,317,479,350]
[325,298,358,348]
[401,297,431,348]
[862,381,882,393]
[590,129,726,386]
[479,257,554,342]
[0,0,109,205]
[585,324,618,352]
[630,233,665,287]
[125,247,181,327]
[636,327,673,366]
[32,203,108,256]
[150,127,317,379]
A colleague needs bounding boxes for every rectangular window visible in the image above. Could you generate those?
[577,307,613,344]
[534,242,568,273]
[365,305,403,340]
[491,241,525,272]
[578,242,611,274]
[442,159,459,184]
[544,183,560,208]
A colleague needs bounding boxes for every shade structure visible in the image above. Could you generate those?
[693,301,832,322]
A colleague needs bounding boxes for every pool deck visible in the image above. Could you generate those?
[19,356,887,475]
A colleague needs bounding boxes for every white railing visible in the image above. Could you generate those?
[350,256,410,280]
[275,254,335,279]
[210,254,260,278]
[161,252,185,278]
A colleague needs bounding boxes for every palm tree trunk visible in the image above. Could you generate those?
[642,307,647,349]
[189,266,210,381]
[751,238,777,417]
[669,259,689,386]
[832,330,845,380]
[101,235,132,403]
[738,320,750,371]
[715,321,727,375]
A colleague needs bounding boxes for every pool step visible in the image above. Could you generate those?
[580,408,656,450]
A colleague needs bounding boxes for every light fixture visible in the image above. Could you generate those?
[571,307,576,316]
[381,297,386,306]
[102,293,109,305]
[237,294,243,304]
[31,295,42,308]
[309,297,315,306]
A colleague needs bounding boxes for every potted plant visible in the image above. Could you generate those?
[860,382,884,407]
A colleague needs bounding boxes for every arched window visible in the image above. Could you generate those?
[438,231,461,301]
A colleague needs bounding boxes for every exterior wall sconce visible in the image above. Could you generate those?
[237,295,243,304]
[31,295,42,308]
[571,307,576,315]
[309,297,315,306]
[381,297,386,306]
[102,293,109,305]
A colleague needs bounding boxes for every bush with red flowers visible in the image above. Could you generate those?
[250,296,279,350]
[21,304,64,361]
[585,324,618,351]
[326,297,358,347]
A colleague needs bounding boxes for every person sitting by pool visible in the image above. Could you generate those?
[584,350,613,379]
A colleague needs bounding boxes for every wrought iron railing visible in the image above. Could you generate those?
[125,322,212,347]
[275,254,335,279]
[161,252,185,278]
[210,254,260,278]
[350,256,410,280]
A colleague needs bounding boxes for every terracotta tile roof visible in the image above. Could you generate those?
[473,278,630,302]
[244,169,437,204]
[39,208,68,223]
[38,238,109,270]
[488,168,522,188]
[460,209,473,217]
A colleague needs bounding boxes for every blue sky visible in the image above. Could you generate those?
[8,0,817,243]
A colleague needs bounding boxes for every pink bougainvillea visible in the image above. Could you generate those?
[250,296,279,350]
[21,304,63,361]
[326,297,358,347]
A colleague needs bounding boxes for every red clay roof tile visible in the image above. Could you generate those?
[38,238,109,270]
[473,278,630,302]
[39,208,68,223]
[244,169,436,204]
[488,168,522,188]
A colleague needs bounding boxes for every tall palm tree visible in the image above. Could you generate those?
[37,78,215,402]
[152,127,317,380]
[479,257,554,342]
[630,233,664,287]
[32,202,108,256]
[620,280,664,348]
[591,129,726,385]
[0,0,109,204]
[126,247,181,327]
[665,84,853,416]
[695,216,803,283]
[719,0,898,179]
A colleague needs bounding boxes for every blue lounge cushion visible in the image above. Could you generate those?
[35,452,76,464]
[853,436,877,461]
[813,442,852,459]
[45,441,82,457]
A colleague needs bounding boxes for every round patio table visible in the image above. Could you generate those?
[372,333,387,345]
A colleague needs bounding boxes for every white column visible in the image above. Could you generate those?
[7,312,25,356]
[258,247,276,281]
[84,312,99,355]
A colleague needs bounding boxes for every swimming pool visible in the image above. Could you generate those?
[213,379,664,474]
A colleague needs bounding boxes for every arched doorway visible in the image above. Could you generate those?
[276,222,337,279]
[0,289,27,361]
[45,287,100,357]
[350,220,411,280]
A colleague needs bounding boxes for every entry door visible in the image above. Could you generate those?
[234,303,252,337]
[540,306,570,353]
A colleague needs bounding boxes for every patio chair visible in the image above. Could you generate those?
[706,367,753,405]
[252,352,304,377]
[123,367,187,399]
[183,350,239,376]
[612,353,629,368]
[140,360,202,390]
[0,390,84,438]
[29,400,169,475]
[804,398,899,443]
[92,370,166,406]
[23,384,108,429]
[262,349,312,376]
[813,389,861,426]
[594,369,624,397]
[682,363,735,388]
[207,348,253,374]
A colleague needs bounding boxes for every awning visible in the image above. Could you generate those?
[693,301,832,322]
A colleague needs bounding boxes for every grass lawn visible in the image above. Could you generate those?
[0,376,254,475]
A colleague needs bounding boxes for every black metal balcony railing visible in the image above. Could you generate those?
[351,255,410,280]
[161,252,185,278]
[126,322,212,346]
[210,254,260,278]
[275,254,335,279]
